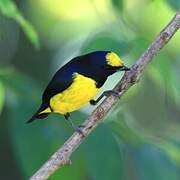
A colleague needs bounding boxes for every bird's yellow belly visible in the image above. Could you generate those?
[50,73,99,114]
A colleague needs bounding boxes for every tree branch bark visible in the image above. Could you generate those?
[30,12,180,180]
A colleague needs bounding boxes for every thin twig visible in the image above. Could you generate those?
[30,12,180,180]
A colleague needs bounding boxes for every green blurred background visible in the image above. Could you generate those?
[0,0,180,179]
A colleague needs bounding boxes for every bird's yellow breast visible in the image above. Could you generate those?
[49,73,99,114]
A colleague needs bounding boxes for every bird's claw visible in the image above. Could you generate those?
[90,99,97,105]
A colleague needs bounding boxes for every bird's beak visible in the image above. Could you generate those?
[117,65,130,71]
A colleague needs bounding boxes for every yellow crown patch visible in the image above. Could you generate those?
[106,52,124,67]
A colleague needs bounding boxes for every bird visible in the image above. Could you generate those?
[27,51,130,134]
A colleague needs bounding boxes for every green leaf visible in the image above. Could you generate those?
[0,0,40,49]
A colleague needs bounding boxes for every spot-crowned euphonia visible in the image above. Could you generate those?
[28,51,130,133]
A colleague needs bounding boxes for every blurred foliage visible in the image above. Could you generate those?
[0,0,180,180]
[166,0,180,10]
[0,0,40,48]
[0,81,4,114]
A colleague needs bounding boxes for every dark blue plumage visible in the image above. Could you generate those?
[27,51,129,124]
[43,51,113,103]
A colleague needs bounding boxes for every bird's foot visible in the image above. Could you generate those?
[90,90,119,106]
[90,99,97,105]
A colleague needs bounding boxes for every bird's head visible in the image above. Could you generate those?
[105,51,130,71]
[90,51,130,72]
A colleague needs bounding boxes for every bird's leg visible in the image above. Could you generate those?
[90,90,119,105]
[64,113,85,136]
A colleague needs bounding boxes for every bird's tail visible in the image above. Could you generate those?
[27,103,51,123]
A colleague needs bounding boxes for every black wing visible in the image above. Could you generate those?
[43,77,72,102]
[42,64,75,104]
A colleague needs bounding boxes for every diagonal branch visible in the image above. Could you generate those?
[30,12,180,180]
